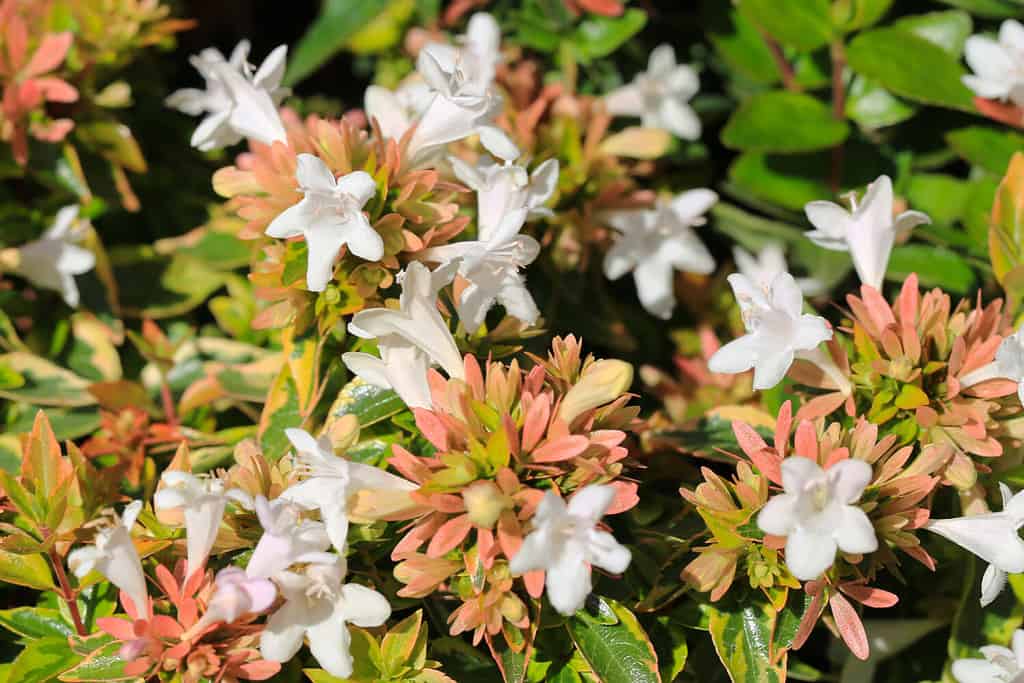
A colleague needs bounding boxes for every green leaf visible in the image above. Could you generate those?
[947,126,1024,176]
[111,251,227,319]
[6,637,80,683]
[702,3,780,85]
[887,245,975,294]
[722,92,849,154]
[74,122,146,173]
[327,378,407,429]
[58,639,131,682]
[258,364,303,462]
[737,0,832,52]
[0,608,73,640]
[707,596,786,683]
[845,76,917,130]
[935,0,1021,19]
[0,551,55,591]
[906,173,971,226]
[0,353,96,408]
[566,598,661,683]
[845,27,976,112]
[728,152,831,211]
[571,9,647,63]
[831,0,893,32]
[990,153,1024,307]
[892,10,972,57]
[285,0,391,86]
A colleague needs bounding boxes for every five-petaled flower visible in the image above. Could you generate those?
[804,175,930,291]
[278,427,416,553]
[733,243,825,297]
[166,40,288,150]
[265,154,382,292]
[245,495,331,579]
[604,44,701,140]
[602,189,717,320]
[343,261,464,408]
[508,485,631,616]
[925,483,1024,606]
[757,457,878,581]
[708,272,832,390]
[260,555,391,679]
[952,628,1024,683]
[962,19,1024,108]
[4,205,95,308]
[69,500,150,616]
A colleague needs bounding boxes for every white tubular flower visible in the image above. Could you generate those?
[166,40,289,150]
[508,485,631,616]
[962,19,1024,107]
[419,153,558,329]
[363,81,432,141]
[265,154,382,291]
[604,44,701,140]
[757,458,878,581]
[8,205,95,308]
[708,272,834,391]
[260,556,391,679]
[68,501,148,615]
[191,567,277,633]
[804,175,930,291]
[952,629,1024,683]
[733,243,825,297]
[602,190,717,320]
[153,471,251,580]
[926,484,1024,607]
[343,261,464,408]
[246,496,331,579]
[278,428,416,553]
[962,327,1024,404]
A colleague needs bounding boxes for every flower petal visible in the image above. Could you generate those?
[785,527,838,581]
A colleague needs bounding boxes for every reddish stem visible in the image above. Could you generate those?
[829,41,848,193]
[48,547,87,636]
[763,33,801,93]
[160,378,178,428]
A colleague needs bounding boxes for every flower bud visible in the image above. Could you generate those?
[462,480,510,529]
[557,359,634,424]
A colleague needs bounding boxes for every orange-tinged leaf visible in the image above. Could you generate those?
[990,152,1024,304]
[829,592,869,660]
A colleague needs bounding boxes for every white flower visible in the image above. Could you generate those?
[166,40,288,150]
[962,19,1024,107]
[363,81,432,141]
[68,501,149,615]
[408,37,513,160]
[602,190,717,319]
[246,496,331,579]
[261,556,391,679]
[952,628,1024,683]
[153,471,251,580]
[343,261,464,408]
[265,154,382,292]
[733,243,825,297]
[419,153,557,328]
[604,44,701,140]
[757,457,878,581]
[804,175,930,291]
[708,272,833,390]
[191,567,277,632]
[9,205,95,308]
[926,484,1024,607]
[997,328,1024,406]
[508,485,631,616]
[278,428,416,553]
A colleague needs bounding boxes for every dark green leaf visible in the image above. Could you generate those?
[947,126,1024,176]
[567,598,661,683]
[572,9,647,63]
[702,3,780,85]
[6,637,80,683]
[284,0,391,86]
[327,378,407,428]
[887,245,975,293]
[707,596,785,683]
[0,608,73,640]
[722,92,849,154]
[737,0,832,52]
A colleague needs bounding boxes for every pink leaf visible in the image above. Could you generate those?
[426,514,472,557]
[732,421,767,457]
[830,592,870,660]
[23,32,72,78]
[531,435,589,463]
[839,583,899,608]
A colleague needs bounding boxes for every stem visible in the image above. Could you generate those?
[763,33,800,93]
[829,41,847,194]
[48,547,87,636]
[160,377,178,428]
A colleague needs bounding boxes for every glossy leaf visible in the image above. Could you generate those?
[707,596,786,683]
[990,153,1024,307]
[567,598,661,683]
[0,551,55,590]
[946,126,1024,176]
[0,608,73,640]
[737,0,832,52]
[722,92,849,154]
[326,378,407,429]
[285,0,391,85]
[6,637,79,683]
[0,353,95,407]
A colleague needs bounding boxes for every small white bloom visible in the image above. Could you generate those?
[952,628,1024,683]
[278,428,416,553]
[733,243,825,297]
[343,261,464,408]
[11,205,95,308]
[997,328,1024,406]
[804,175,930,291]
[166,40,288,150]
[193,567,277,631]
[68,501,149,615]
[508,485,631,616]
[709,272,833,390]
[419,154,557,328]
[364,81,432,141]
[962,19,1024,107]
[266,154,382,291]
[604,44,701,140]
[246,496,331,579]
[758,457,878,581]
[261,556,391,679]
[153,471,251,580]
[602,190,717,319]
[926,483,1024,607]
